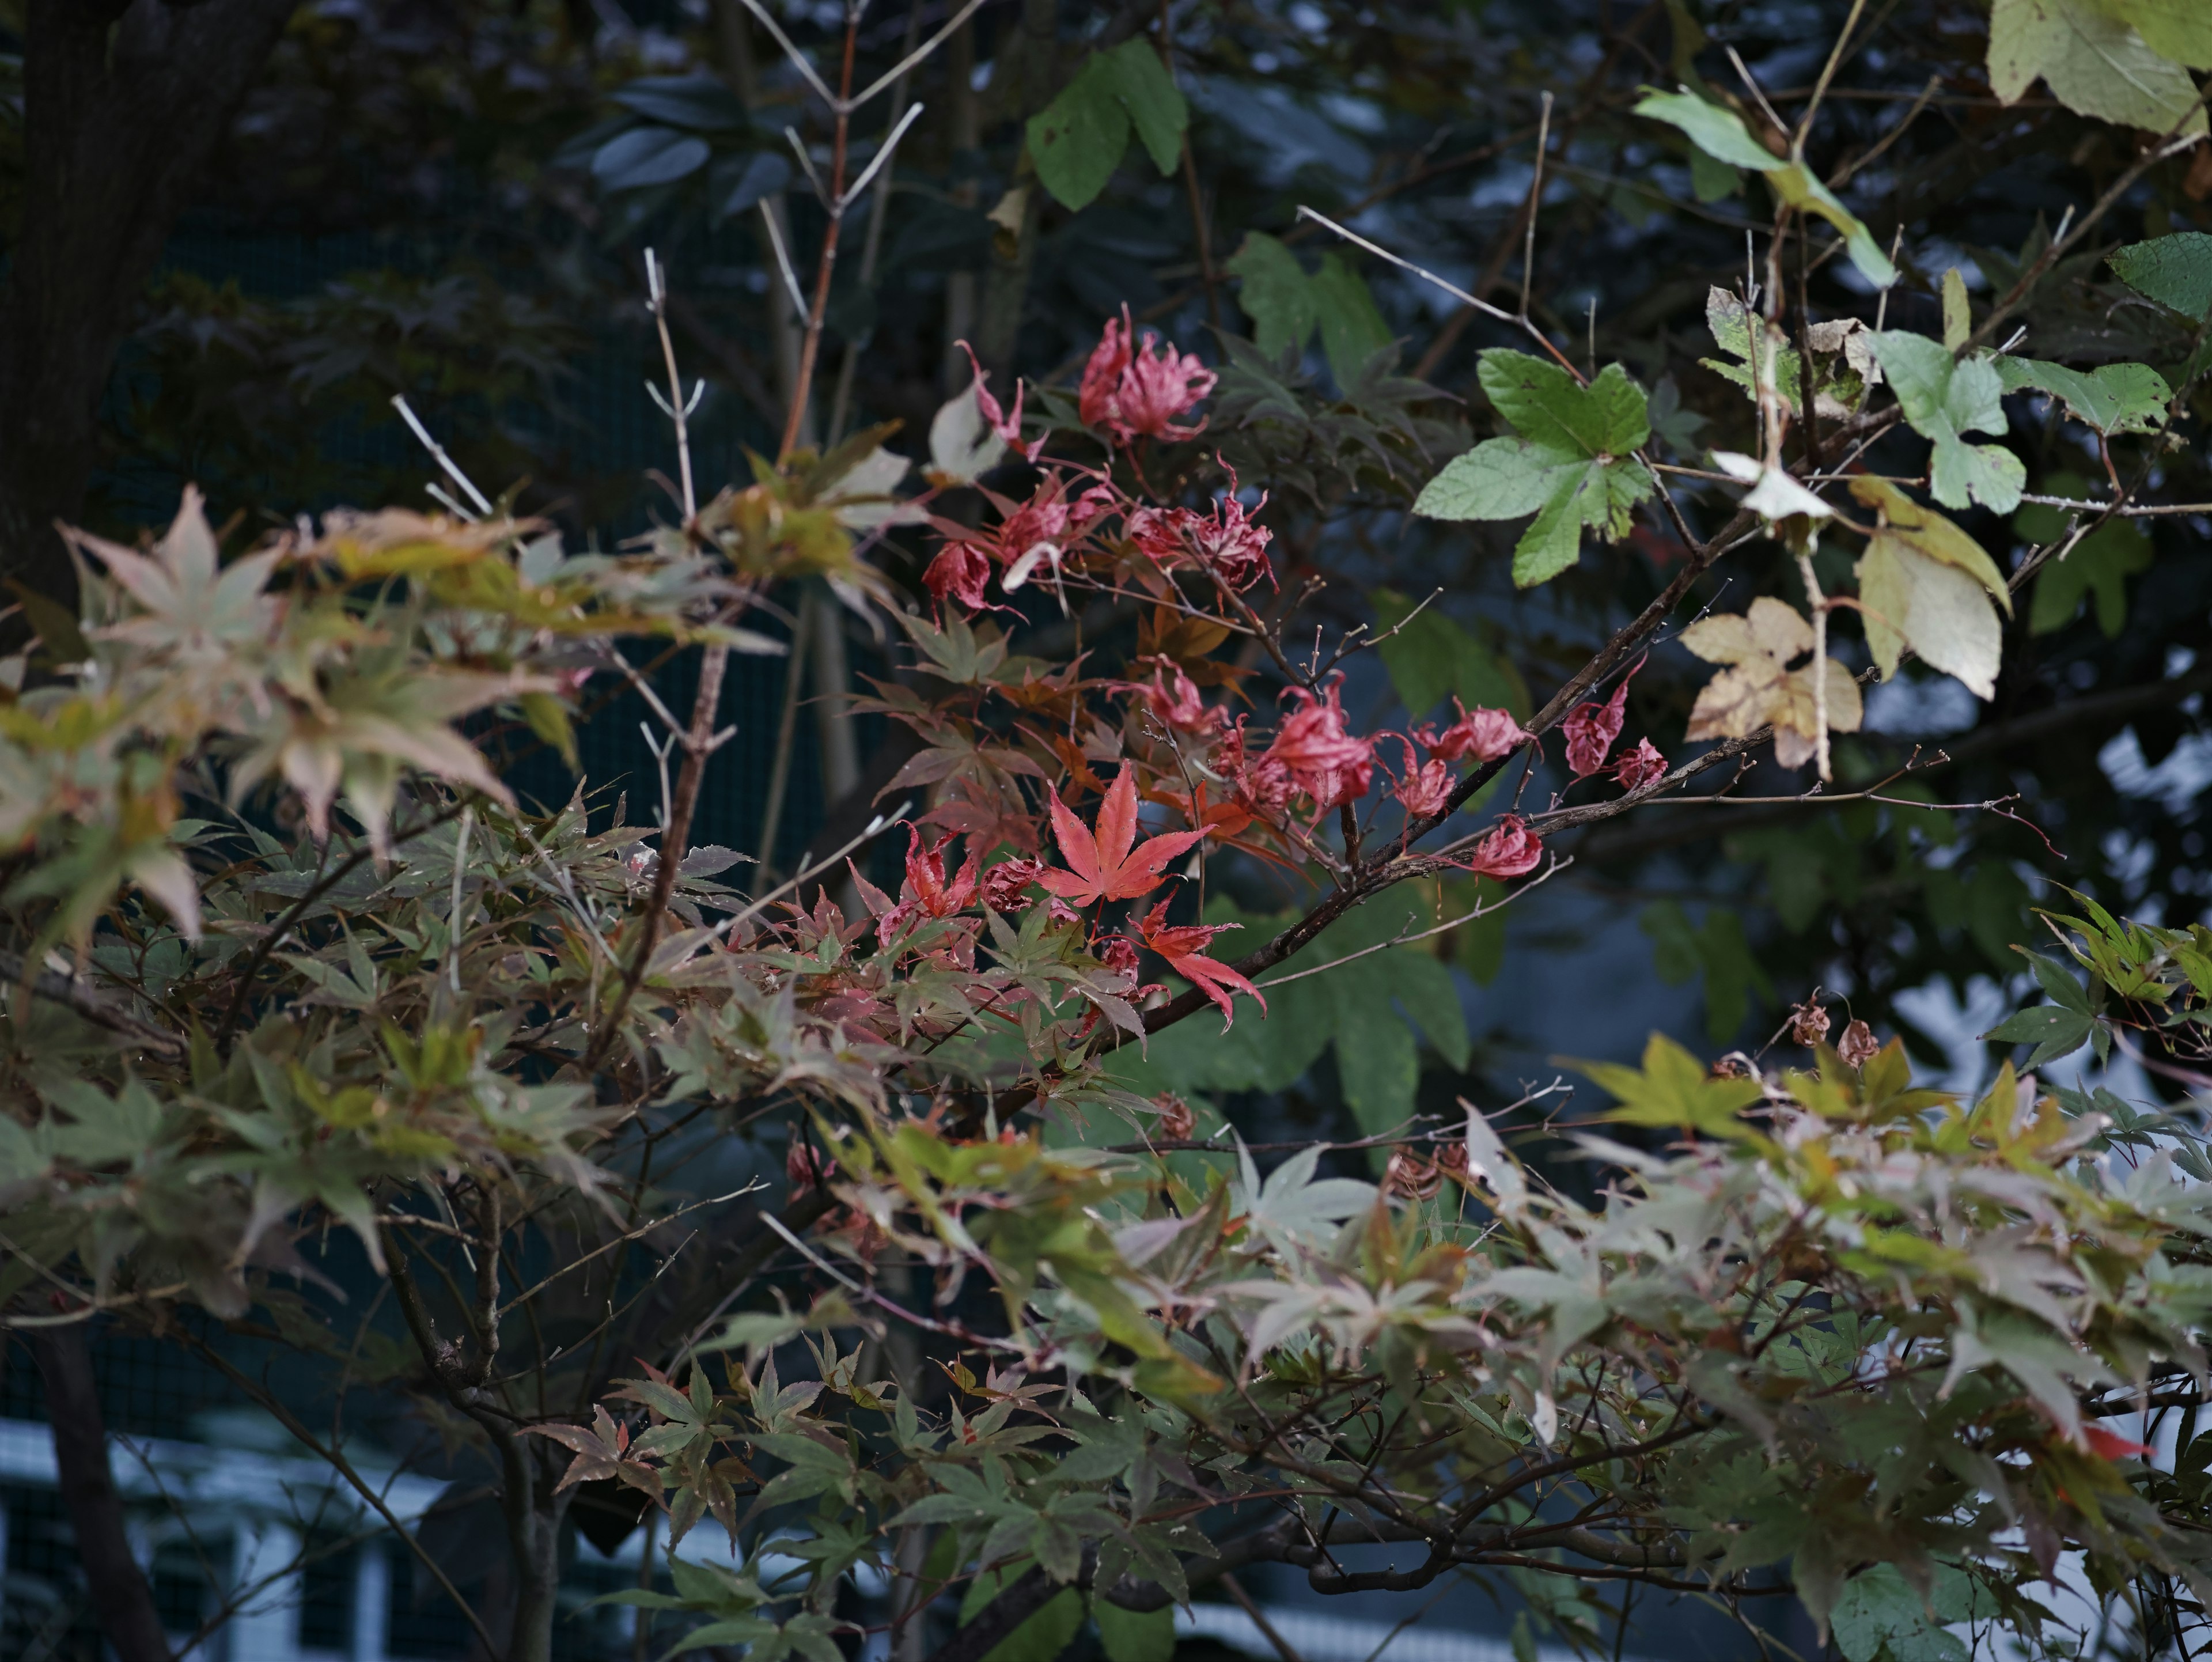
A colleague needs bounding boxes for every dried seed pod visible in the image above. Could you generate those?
[1384,1148,1442,1201]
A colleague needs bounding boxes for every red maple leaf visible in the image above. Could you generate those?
[1037,766,1207,906]
[1131,899,1266,1027]
[2081,1426,2153,1462]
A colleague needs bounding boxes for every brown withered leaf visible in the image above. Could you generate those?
[1680,596,1862,767]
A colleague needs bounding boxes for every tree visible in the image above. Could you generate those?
[9,4,2212,1662]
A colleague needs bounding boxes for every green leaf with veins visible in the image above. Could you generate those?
[1413,351,1655,587]
[2108,231,2212,320]
[1988,0,2209,137]
[1867,334,2026,513]
[1831,1562,1984,1662]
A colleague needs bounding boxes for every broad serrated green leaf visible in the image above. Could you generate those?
[2109,230,2212,320]
[1480,352,1650,455]
[1831,1563,1979,1662]
[1868,334,2024,513]
[1414,353,1653,586]
[1988,0,2209,136]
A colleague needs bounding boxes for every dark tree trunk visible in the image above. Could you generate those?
[0,0,301,607]
[30,1323,173,1662]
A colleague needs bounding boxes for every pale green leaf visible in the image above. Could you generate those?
[2116,0,2212,67]
[1857,536,2003,699]
[1988,0,2209,136]
[1868,334,2023,513]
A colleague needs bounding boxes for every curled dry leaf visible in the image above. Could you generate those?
[1837,1018,1881,1067]
[1679,596,1862,768]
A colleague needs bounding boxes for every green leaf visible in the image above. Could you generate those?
[1413,352,1654,588]
[1831,1563,1978,1662]
[1310,252,1395,388]
[1574,1032,1766,1140]
[1094,1602,1175,1662]
[1688,149,1740,202]
[983,1592,1084,1662]
[1984,1003,2094,1065]
[1333,993,1422,1137]
[1639,902,1770,1044]
[1702,287,1804,410]
[1026,63,1131,213]
[1988,0,2209,137]
[592,126,711,190]
[2116,0,2212,67]
[1941,268,1972,351]
[1868,334,2024,513]
[1452,877,1510,986]
[1370,589,1524,720]
[1226,232,1320,362]
[1480,351,1650,455]
[2028,950,2094,1016]
[6,579,90,664]
[2025,517,2150,637]
[1634,89,1898,287]
[2109,231,2212,319]
[1025,41,1187,211]
[1993,357,2171,434]
[1093,39,1188,174]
